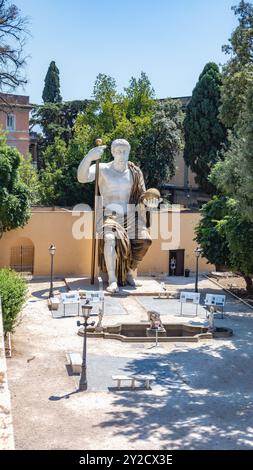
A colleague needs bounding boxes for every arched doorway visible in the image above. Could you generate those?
[10,237,34,275]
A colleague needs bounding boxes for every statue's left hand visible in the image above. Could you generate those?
[142,188,162,209]
[143,197,161,209]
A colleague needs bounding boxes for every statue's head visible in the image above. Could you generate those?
[111,139,131,169]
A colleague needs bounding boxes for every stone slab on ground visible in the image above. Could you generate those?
[136,296,207,321]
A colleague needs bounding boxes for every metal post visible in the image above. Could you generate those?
[91,160,100,285]
[79,317,88,391]
[195,255,199,293]
[49,254,54,298]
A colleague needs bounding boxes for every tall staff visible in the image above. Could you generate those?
[91,138,103,284]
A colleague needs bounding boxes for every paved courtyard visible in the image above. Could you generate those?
[6,275,253,450]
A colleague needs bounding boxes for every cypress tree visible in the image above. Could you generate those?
[183,62,227,192]
[42,61,62,103]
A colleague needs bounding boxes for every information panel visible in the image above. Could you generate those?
[86,291,105,303]
[204,294,226,307]
[180,292,200,305]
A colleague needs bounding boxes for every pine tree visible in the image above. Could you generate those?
[42,61,62,103]
[183,62,227,192]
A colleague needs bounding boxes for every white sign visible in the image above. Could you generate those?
[61,292,80,303]
[180,292,200,305]
[204,294,226,307]
[86,291,104,303]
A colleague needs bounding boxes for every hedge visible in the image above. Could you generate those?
[0,268,28,333]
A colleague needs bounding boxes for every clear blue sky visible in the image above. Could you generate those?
[14,0,238,104]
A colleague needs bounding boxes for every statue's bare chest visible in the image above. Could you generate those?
[99,165,133,200]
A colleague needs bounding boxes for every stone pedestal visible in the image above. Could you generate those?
[146,327,166,337]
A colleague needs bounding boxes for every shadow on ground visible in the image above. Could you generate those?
[95,317,253,449]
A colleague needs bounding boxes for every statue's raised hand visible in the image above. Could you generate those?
[87,145,107,162]
[142,188,162,209]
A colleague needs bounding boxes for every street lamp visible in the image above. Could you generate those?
[194,247,202,293]
[77,302,97,391]
[48,244,56,298]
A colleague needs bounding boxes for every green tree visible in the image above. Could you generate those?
[30,100,88,169]
[136,99,184,188]
[124,71,155,118]
[220,1,253,130]
[0,0,29,94]
[18,155,41,206]
[211,80,253,221]
[93,73,117,104]
[218,200,253,293]
[39,135,94,207]
[39,137,68,206]
[0,268,27,333]
[196,196,253,293]
[195,196,230,270]
[0,141,31,233]
[183,62,227,192]
[42,61,62,103]
[39,73,184,206]
[87,73,122,138]
[31,101,88,145]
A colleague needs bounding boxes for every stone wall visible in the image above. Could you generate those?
[0,207,214,276]
[0,300,15,450]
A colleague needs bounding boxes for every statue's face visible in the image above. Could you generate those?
[111,140,130,170]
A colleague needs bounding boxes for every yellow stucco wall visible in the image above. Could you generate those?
[169,151,198,189]
[0,208,214,276]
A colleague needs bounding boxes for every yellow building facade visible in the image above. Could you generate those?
[0,208,214,277]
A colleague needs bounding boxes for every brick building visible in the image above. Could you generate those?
[0,93,32,155]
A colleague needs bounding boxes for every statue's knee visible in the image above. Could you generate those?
[104,232,116,246]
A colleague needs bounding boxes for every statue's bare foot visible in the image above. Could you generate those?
[107,281,119,294]
[127,272,142,288]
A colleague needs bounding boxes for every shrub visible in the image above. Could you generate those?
[0,268,28,334]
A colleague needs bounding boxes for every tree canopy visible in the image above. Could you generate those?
[42,60,62,103]
[219,1,253,130]
[0,0,29,98]
[183,62,227,192]
[195,196,230,270]
[38,72,184,206]
[196,196,253,293]
[211,75,253,222]
[0,140,31,233]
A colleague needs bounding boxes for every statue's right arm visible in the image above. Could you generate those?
[77,145,107,183]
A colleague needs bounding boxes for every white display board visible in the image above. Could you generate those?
[204,294,226,307]
[86,291,104,303]
[179,291,200,317]
[61,292,80,303]
[60,291,80,317]
[180,292,200,305]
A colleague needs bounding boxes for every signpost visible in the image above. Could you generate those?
[204,294,226,318]
[180,291,200,317]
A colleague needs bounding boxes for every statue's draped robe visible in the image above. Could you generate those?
[98,161,152,285]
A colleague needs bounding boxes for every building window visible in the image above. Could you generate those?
[6,114,16,131]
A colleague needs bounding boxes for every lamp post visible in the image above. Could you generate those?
[194,247,202,293]
[48,244,56,298]
[77,303,96,391]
